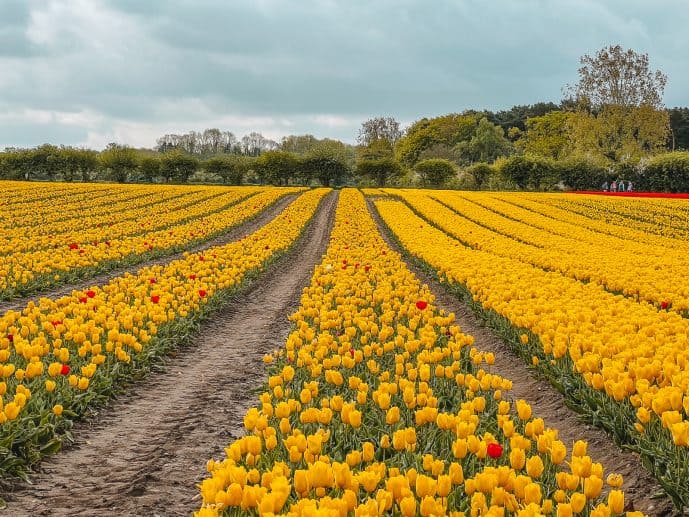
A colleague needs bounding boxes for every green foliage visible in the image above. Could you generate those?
[138,155,161,183]
[463,163,495,189]
[203,155,246,185]
[414,159,456,187]
[668,107,689,151]
[487,102,562,133]
[159,150,199,183]
[516,111,573,160]
[499,155,557,190]
[99,145,138,183]
[557,156,610,190]
[395,113,478,166]
[454,118,512,164]
[642,152,689,192]
[254,150,301,185]
[569,105,670,163]
[355,158,403,187]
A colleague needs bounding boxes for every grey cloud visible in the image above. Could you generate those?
[1,0,688,149]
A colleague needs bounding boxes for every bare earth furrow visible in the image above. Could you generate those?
[0,193,298,315]
[366,198,675,517]
[3,191,337,516]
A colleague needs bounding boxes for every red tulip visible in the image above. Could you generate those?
[60,364,70,376]
[79,296,88,303]
[69,243,79,250]
[199,289,207,298]
[151,295,160,304]
[199,256,205,261]
[487,442,503,459]
[661,300,669,310]
[150,278,156,284]
[189,274,197,280]
[416,300,428,310]
[6,334,13,343]
[86,290,96,298]
[51,320,61,328]
[364,265,371,272]
[349,348,355,357]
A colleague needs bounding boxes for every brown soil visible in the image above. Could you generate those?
[366,198,677,517]
[0,193,299,315]
[2,192,337,516]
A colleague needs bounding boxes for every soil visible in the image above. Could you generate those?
[0,193,299,315]
[366,198,677,517]
[2,191,337,517]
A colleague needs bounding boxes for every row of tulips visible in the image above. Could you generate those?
[0,186,303,300]
[196,189,629,517]
[0,188,329,478]
[372,195,689,510]
[541,194,689,241]
[491,193,688,250]
[0,185,256,252]
[391,190,689,313]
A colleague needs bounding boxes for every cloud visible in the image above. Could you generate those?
[1,0,688,149]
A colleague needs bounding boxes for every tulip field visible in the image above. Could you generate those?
[1,182,688,515]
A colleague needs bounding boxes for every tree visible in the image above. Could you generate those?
[414,159,456,187]
[557,156,609,191]
[160,150,199,183]
[516,111,574,160]
[302,140,352,186]
[568,45,667,110]
[139,155,161,182]
[668,107,689,151]
[565,45,670,163]
[280,134,320,154]
[355,158,403,187]
[203,155,246,185]
[60,147,98,182]
[500,155,556,190]
[357,117,402,147]
[569,105,669,162]
[254,150,300,185]
[464,163,494,189]
[241,132,277,157]
[487,103,561,133]
[395,113,478,166]
[99,144,138,183]
[454,118,512,164]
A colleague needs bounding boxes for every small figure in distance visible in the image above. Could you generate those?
[610,180,618,192]
[601,181,609,192]
[618,179,626,192]
[627,180,633,192]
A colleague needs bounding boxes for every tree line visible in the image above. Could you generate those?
[3,45,689,191]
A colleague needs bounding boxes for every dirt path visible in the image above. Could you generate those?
[2,192,337,517]
[367,199,676,516]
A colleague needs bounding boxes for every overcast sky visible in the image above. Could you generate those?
[1,0,688,149]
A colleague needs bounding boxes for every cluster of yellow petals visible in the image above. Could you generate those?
[197,189,629,517]
[0,181,304,296]
[0,189,327,430]
[392,190,689,312]
[375,192,689,450]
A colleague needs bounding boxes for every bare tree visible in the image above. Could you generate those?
[567,45,667,110]
[357,116,403,146]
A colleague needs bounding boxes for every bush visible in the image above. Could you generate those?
[642,152,689,192]
[414,158,456,187]
[557,156,610,190]
[355,158,403,187]
[463,163,494,189]
[499,155,557,190]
